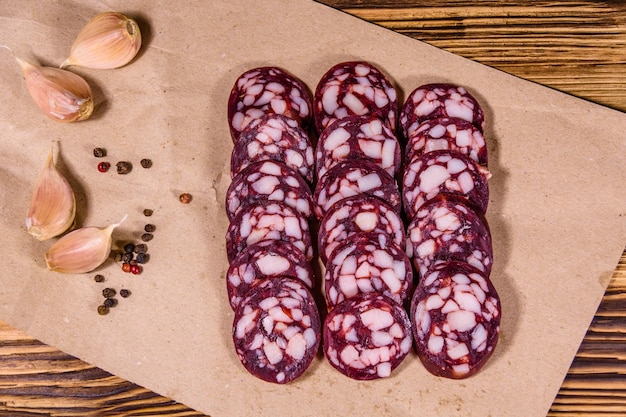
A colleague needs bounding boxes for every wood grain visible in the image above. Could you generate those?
[1,1,625,416]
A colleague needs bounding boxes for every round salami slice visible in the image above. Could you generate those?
[410,261,501,379]
[227,66,313,141]
[315,114,401,179]
[230,114,315,184]
[233,277,321,384]
[225,200,313,262]
[318,194,405,264]
[226,160,314,222]
[406,196,493,278]
[324,232,413,308]
[313,158,401,220]
[404,117,488,167]
[399,83,484,141]
[313,61,398,134]
[226,240,316,311]
[402,149,490,221]
[323,293,412,380]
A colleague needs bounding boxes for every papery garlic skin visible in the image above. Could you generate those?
[61,12,142,70]
[17,58,94,122]
[44,220,122,274]
[25,147,76,241]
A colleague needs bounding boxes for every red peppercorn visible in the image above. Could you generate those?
[98,162,111,173]
[122,263,132,273]
[130,264,142,275]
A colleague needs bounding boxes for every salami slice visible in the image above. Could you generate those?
[406,196,493,278]
[324,232,413,308]
[232,277,321,384]
[230,114,315,184]
[323,293,412,380]
[313,158,401,220]
[227,66,313,141]
[226,240,316,311]
[225,200,313,262]
[402,149,490,221]
[410,261,501,379]
[399,83,484,141]
[404,117,488,167]
[315,114,401,180]
[313,61,398,134]
[226,160,314,222]
[318,194,405,264]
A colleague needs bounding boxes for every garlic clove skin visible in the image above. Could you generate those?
[25,147,76,241]
[61,12,142,70]
[44,218,124,274]
[17,57,94,122]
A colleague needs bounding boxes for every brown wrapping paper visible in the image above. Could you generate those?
[0,1,625,416]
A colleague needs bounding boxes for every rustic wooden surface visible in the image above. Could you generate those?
[1,1,625,416]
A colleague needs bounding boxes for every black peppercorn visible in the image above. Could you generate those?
[94,274,105,283]
[143,209,153,217]
[141,233,153,242]
[93,147,106,158]
[123,243,135,253]
[144,224,156,233]
[97,305,109,315]
[104,298,118,308]
[122,252,133,263]
[116,161,132,174]
[102,288,116,298]
[134,244,147,254]
[140,158,152,168]
[120,289,131,298]
[136,253,148,264]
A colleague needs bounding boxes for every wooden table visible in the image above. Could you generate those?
[1,1,625,415]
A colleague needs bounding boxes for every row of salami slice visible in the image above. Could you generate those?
[225,67,320,384]
[313,62,413,380]
[400,83,502,379]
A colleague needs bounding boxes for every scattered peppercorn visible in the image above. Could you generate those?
[93,147,106,158]
[143,209,153,217]
[113,251,123,262]
[123,243,135,253]
[102,288,116,298]
[94,274,105,283]
[140,158,152,169]
[97,305,109,315]
[130,264,142,274]
[122,252,133,263]
[120,289,131,298]
[122,263,132,273]
[179,193,192,204]
[116,161,132,174]
[134,244,147,254]
[144,224,156,233]
[141,233,153,242]
[104,298,118,308]
[136,253,148,264]
[98,161,111,173]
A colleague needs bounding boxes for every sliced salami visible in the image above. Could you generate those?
[226,160,314,222]
[323,293,412,380]
[226,240,315,311]
[406,196,493,278]
[313,158,400,220]
[313,61,398,134]
[410,261,501,379]
[402,149,490,221]
[225,200,313,262]
[324,232,413,308]
[230,114,315,184]
[404,117,488,167]
[315,114,401,179]
[318,195,405,264]
[227,66,313,141]
[232,277,321,384]
[399,83,484,141]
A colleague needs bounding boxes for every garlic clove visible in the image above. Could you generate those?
[25,146,76,241]
[17,57,94,122]
[61,12,142,70]
[44,216,126,274]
